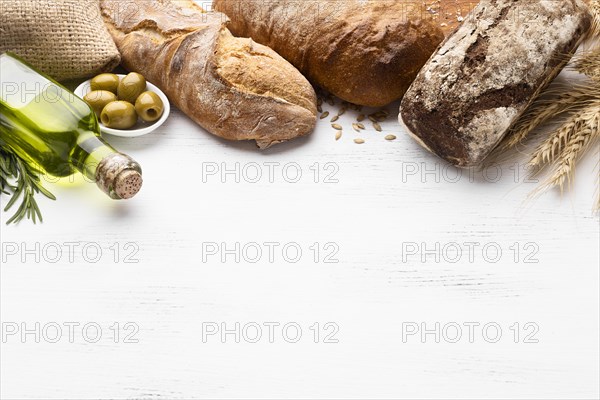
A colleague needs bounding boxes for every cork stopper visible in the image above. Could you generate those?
[114,169,143,199]
[96,153,143,199]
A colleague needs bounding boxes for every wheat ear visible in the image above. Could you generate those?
[529,99,600,167]
[540,104,600,192]
[573,47,600,81]
[589,0,600,39]
[504,89,595,149]
[575,0,600,79]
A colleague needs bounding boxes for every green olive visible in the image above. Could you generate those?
[135,91,164,122]
[118,72,147,104]
[90,73,120,94]
[83,90,118,117]
[100,101,138,129]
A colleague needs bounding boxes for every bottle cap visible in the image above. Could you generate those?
[96,153,143,199]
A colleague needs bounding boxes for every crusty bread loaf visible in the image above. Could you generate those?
[100,0,317,149]
[213,0,445,107]
[400,0,592,167]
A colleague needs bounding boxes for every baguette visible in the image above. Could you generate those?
[213,0,445,107]
[100,0,317,149]
[400,0,592,167]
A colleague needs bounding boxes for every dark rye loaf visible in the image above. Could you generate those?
[400,0,592,167]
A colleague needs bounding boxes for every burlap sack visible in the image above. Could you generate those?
[0,0,121,81]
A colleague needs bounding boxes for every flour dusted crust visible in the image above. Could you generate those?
[100,0,317,149]
[400,0,592,167]
[213,0,445,107]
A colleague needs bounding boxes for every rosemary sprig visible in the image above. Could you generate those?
[0,144,56,225]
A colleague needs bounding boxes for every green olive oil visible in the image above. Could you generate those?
[0,52,142,199]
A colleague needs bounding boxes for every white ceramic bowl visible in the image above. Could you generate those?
[74,74,170,138]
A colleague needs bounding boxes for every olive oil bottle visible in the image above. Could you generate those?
[0,52,142,199]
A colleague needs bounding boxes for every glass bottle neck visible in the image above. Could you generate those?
[70,129,142,199]
[70,129,118,181]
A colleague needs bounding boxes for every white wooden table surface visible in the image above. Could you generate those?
[1,65,599,399]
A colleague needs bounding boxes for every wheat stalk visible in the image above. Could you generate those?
[504,88,596,149]
[583,0,600,212]
[520,1,600,210]
[573,47,600,81]
[538,104,600,193]
[589,0,600,39]
[503,0,600,149]
[529,99,600,167]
